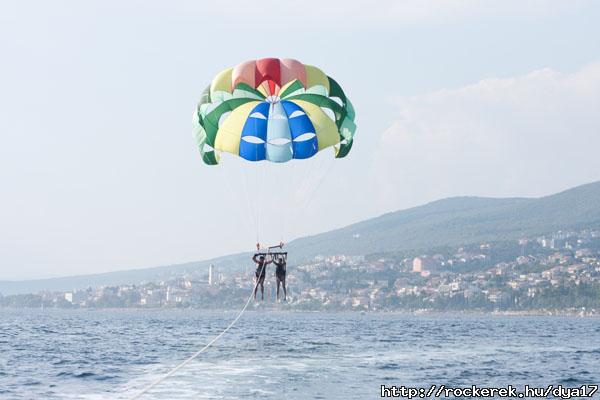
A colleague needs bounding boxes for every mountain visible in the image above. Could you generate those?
[286,180,600,258]
[0,255,248,296]
[2,181,600,295]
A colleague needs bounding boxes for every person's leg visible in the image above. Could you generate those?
[276,278,281,300]
[282,277,287,301]
[260,277,265,300]
[253,276,258,299]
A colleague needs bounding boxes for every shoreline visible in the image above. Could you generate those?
[1,306,598,317]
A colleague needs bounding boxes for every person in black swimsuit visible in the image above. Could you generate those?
[252,253,271,300]
[273,255,287,301]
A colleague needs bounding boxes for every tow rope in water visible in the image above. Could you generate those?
[129,255,269,399]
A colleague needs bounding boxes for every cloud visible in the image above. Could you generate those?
[373,62,600,209]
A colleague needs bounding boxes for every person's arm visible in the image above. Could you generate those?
[252,254,259,264]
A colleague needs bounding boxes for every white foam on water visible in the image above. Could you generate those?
[113,357,273,400]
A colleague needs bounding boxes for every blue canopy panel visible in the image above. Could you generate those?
[266,102,293,163]
[281,101,318,159]
[240,102,269,161]
[239,101,318,162]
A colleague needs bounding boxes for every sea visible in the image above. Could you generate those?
[0,309,599,399]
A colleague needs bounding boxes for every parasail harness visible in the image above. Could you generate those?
[254,241,287,263]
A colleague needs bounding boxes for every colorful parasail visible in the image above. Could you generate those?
[193,58,356,164]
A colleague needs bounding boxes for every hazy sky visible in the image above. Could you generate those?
[1,1,599,280]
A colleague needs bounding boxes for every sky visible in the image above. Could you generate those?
[1,1,599,280]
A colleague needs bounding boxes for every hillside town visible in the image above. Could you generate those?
[2,229,600,314]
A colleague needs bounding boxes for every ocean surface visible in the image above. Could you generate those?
[1,309,599,399]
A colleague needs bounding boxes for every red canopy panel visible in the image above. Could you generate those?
[255,58,281,88]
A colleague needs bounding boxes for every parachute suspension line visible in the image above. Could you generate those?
[259,163,267,244]
[239,161,258,243]
[255,178,261,245]
[302,155,337,211]
[217,158,253,241]
[129,252,269,400]
[251,138,261,245]
[277,164,287,244]
[250,161,267,246]
[303,158,335,230]
[279,157,316,243]
[300,152,329,205]
[238,161,258,240]
[254,163,260,245]
[285,154,337,241]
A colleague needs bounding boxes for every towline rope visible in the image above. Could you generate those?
[129,254,269,399]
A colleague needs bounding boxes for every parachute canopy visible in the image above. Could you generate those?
[193,58,356,165]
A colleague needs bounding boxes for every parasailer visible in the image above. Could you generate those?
[193,58,356,302]
[252,253,272,300]
[273,254,287,301]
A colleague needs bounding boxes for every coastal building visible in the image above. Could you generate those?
[412,256,438,272]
